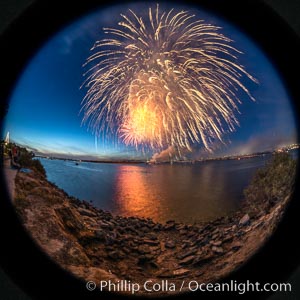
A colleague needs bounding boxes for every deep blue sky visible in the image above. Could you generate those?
[3,2,297,160]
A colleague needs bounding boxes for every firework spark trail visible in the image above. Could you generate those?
[82,5,257,155]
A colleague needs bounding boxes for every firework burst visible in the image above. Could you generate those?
[82,5,257,155]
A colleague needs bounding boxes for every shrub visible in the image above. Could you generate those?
[17,147,46,177]
[244,152,297,208]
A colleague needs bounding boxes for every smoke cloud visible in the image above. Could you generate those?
[150,146,176,163]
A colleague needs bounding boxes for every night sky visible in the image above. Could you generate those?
[3,2,297,160]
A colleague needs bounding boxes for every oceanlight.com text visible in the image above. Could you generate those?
[86,279,292,295]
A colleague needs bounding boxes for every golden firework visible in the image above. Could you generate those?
[82,5,257,154]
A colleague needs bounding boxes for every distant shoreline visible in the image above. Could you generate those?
[36,156,145,164]
[34,146,299,165]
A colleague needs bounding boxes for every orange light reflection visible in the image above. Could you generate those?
[113,165,162,220]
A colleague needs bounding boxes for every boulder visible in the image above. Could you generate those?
[212,246,224,254]
[78,207,97,218]
[55,207,83,233]
[210,240,222,246]
[173,268,190,276]
[177,248,197,260]
[239,214,250,226]
[165,240,176,249]
[179,255,195,265]
[160,241,166,252]
[232,242,242,251]
[164,222,175,230]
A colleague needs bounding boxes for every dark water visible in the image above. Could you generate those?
[38,155,274,223]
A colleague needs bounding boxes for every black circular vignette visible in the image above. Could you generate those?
[0,1,299,299]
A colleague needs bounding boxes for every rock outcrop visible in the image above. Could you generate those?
[13,169,290,296]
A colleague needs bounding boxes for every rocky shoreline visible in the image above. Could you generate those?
[13,168,290,296]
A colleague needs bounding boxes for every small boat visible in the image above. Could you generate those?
[75,160,82,166]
